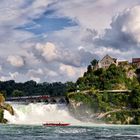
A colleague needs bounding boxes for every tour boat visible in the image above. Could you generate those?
[43,122,70,126]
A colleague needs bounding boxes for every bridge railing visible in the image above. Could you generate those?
[6,95,50,101]
[6,95,68,104]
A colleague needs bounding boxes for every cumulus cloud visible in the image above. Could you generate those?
[36,42,58,62]
[59,64,76,77]
[50,0,140,31]
[59,64,86,82]
[7,55,25,67]
[94,5,140,54]
[120,6,140,44]
[0,0,54,58]
[35,41,95,67]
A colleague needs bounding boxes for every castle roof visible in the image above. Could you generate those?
[132,58,140,63]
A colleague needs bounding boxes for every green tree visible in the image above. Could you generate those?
[65,82,76,92]
[87,65,92,73]
[129,86,140,109]
[90,59,98,68]
[12,90,24,97]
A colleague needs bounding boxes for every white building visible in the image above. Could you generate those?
[98,55,117,69]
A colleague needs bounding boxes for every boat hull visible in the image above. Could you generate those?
[43,123,70,126]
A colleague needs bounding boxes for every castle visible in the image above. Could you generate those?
[98,54,140,69]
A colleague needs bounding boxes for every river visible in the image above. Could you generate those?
[0,124,140,140]
[2,102,140,140]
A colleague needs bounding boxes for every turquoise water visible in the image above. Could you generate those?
[0,124,140,140]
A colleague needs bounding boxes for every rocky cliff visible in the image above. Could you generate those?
[0,93,14,123]
[68,89,140,124]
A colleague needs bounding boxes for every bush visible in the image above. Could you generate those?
[129,87,140,109]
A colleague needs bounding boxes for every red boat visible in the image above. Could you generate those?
[43,122,70,126]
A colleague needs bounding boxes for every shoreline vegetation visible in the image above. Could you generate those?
[0,57,140,124]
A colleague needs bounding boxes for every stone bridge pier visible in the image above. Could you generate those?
[38,96,69,104]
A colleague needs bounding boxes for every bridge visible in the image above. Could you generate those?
[6,95,68,104]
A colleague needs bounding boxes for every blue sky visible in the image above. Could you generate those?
[0,0,140,83]
[18,17,77,34]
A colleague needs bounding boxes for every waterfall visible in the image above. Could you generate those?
[4,102,81,125]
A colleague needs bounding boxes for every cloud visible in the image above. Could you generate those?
[59,64,86,82]
[45,68,58,77]
[9,72,19,79]
[0,0,55,58]
[36,42,58,62]
[7,55,25,67]
[0,69,43,83]
[0,0,53,27]
[94,5,140,54]
[59,64,76,77]
[1,0,140,83]
[0,66,2,71]
[35,41,96,67]
[50,0,140,31]
[45,0,140,61]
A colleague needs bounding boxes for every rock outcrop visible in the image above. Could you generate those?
[0,93,14,123]
[67,89,140,124]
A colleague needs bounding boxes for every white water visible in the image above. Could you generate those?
[4,102,83,125]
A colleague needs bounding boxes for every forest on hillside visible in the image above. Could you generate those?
[75,59,140,91]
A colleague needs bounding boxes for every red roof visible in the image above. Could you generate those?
[132,58,140,63]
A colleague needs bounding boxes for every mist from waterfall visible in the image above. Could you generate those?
[4,102,83,125]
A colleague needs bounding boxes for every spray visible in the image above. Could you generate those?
[4,102,82,125]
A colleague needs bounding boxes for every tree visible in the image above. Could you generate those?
[87,65,92,73]
[90,59,99,71]
[129,86,140,109]
[65,82,76,92]
[12,90,24,97]
[90,59,98,67]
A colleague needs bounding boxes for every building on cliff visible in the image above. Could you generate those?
[98,54,118,69]
[132,58,140,68]
[96,55,140,70]
[118,60,129,66]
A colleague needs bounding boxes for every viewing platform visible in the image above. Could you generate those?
[99,90,131,93]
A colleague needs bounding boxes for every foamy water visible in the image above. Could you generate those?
[4,102,83,125]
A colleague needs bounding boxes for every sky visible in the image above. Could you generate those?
[1,0,140,83]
